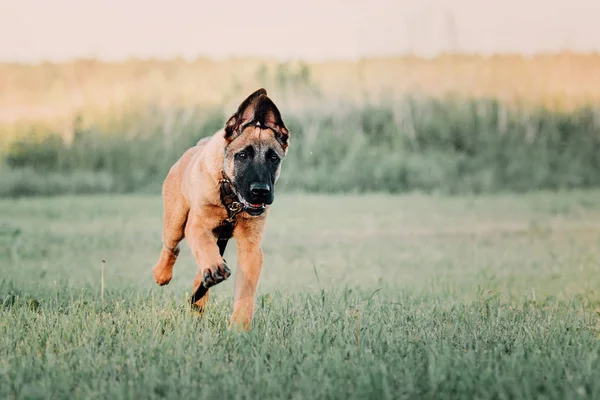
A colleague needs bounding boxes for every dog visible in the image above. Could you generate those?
[152,88,290,331]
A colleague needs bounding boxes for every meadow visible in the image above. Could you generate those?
[1,191,600,399]
[1,54,600,399]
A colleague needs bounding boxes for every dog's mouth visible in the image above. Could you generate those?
[243,201,267,216]
[228,184,269,216]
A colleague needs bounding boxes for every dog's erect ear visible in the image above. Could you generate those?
[224,89,289,149]
[255,95,290,150]
[224,88,267,141]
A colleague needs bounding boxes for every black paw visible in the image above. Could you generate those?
[202,262,231,288]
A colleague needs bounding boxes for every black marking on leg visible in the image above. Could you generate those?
[203,270,215,287]
[190,285,208,305]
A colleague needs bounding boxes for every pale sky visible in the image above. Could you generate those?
[1,0,599,62]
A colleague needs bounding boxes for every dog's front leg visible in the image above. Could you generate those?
[185,213,231,309]
[229,220,266,331]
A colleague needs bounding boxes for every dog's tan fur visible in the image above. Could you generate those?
[152,89,288,331]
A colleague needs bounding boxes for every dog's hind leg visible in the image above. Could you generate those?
[153,174,189,286]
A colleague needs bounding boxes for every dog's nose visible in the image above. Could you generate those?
[250,183,270,199]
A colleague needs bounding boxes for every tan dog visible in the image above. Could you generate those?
[152,88,289,330]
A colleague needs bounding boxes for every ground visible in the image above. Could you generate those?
[1,191,600,399]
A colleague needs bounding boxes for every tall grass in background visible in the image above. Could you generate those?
[2,95,600,197]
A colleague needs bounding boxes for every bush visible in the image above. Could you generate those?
[0,167,115,197]
[2,96,600,197]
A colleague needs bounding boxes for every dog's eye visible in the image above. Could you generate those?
[237,152,248,160]
[269,155,279,163]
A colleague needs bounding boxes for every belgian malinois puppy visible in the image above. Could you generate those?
[152,88,289,330]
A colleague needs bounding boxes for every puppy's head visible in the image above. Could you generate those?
[222,89,289,216]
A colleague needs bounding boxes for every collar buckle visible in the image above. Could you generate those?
[228,202,243,214]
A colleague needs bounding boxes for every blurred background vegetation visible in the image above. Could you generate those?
[1,54,600,197]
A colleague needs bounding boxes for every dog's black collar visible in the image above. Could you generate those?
[219,171,244,222]
[189,171,242,305]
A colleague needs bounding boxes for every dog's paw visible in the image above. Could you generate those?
[202,261,231,288]
[153,265,172,286]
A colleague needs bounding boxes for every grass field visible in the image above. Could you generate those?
[1,191,600,399]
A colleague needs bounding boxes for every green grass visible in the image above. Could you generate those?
[1,191,600,399]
